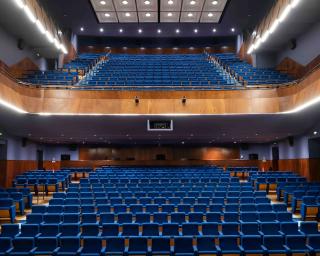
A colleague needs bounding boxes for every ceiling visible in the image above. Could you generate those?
[41,0,275,37]
[0,102,320,146]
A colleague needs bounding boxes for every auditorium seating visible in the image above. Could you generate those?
[213,53,293,85]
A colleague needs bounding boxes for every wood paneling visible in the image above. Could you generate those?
[8,58,39,78]
[79,146,239,161]
[278,159,310,180]
[4,160,37,187]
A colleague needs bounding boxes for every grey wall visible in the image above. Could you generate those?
[0,26,47,70]
[255,52,277,68]
[240,143,272,160]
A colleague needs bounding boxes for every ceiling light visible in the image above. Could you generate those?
[61,45,68,54]
[53,38,61,50]
[105,13,110,17]
[168,0,174,4]
[190,0,196,5]
[138,28,142,33]
[231,27,235,32]
[144,0,150,4]
[122,0,128,4]
[157,29,161,33]
[125,12,131,17]
[188,13,193,17]
[291,0,301,8]
[208,13,213,17]
[100,28,104,32]
[45,31,54,43]
[119,28,123,33]
[194,29,198,33]
[36,20,46,34]
[175,29,180,33]
[24,6,36,23]
[100,0,106,5]
[212,0,218,5]
[278,5,292,23]
[13,0,25,9]
[167,12,173,17]
[145,13,151,17]
[269,19,279,34]
[314,131,318,135]
[212,28,217,32]
[80,27,84,31]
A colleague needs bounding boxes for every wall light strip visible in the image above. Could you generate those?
[0,99,27,114]
[247,0,301,54]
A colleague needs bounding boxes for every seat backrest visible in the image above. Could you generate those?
[142,223,159,236]
[219,236,239,250]
[12,238,34,251]
[60,237,80,252]
[105,237,125,252]
[128,237,148,252]
[162,223,179,236]
[285,235,306,250]
[0,224,19,237]
[83,238,102,253]
[202,222,219,235]
[300,221,319,234]
[241,235,262,250]
[122,223,139,236]
[197,236,216,251]
[60,224,80,236]
[36,237,57,251]
[20,224,39,237]
[0,237,12,252]
[151,237,171,252]
[174,237,194,253]
[263,235,284,250]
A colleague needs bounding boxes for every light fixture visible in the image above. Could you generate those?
[135,96,139,104]
[36,20,46,34]
[212,0,218,5]
[313,131,318,135]
[194,28,198,33]
[100,28,104,32]
[53,38,61,50]
[168,0,174,4]
[125,12,131,17]
[231,27,235,32]
[24,5,36,23]
[167,12,173,17]
[58,30,62,35]
[190,0,196,5]
[80,27,84,31]
[208,13,213,17]
[157,29,162,34]
[212,28,217,32]
[145,13,151,17]
[105,13,110,17]
[188,13,193,17]
[291,0,301,8]
[278,5,291,23]
[175,29,180,33]
[269,19,279,34]
[100,0,106,5]
[144,0,150,4]
[182,96,187,104]
[119,28,123,33]
[122,0,128,4]
[138,28,142,33]
[45,30,54,43]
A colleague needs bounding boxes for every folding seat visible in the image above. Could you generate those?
[103,237,125,255]
[201,192,213,197]
[280,222,304,235]
[43,213,62,224]
[125,198,137,205]
[110,197,122,205]
[117,213,133,224]
[255,197,271,204]
[63,213,80,224]
[139,197,152,205]
[300,196,319,220]
[82,213,98,224]
[26,213,43,224]
[64,205,80,214]
[173,236,197,256]
[33,237,58,255]
[219,222,240,236]
[272,203,288,212]
[55,237,81,255]
[182,223,200,236]
[154,197,167,205]
[183,197,195,205]
[285,235,310,255]
[135,213,150,224]
[81,205,96,214]
[277,212,294,222]
[241,235,266,255]
[0,199,16,223]
[47,205,63,214]
[259,222,282,235]
[257,203,273,212]
[96,204,111,214]
[17,224,40,238]
[162,223,180,236]
[263,235,288,255]
[188,212,203,223]
[81,223,101,238]
[300,221,320,235]
[209,204,223,213]
[226,197,239,204]
[127,237,149,255]
[258,212,278,223]
[224,204,239,213]
[162,204,175,213]
[308,235,320,253]
[6,237,35,255]
[145,204,159,213]
[201,223,219,236]
[193,204,207,213]
[240,222,260,236]
[129,204,143,214]
[0,224,20,238]
[212,197,224,205]
[206,212,221,223]
[60,224,81,237]
[218,236,242,255]
[113,204,127,214]
[0,237,12,256]
[65,198,80,205]
[240,204,256,212]
[170,212,186,224]
[39,223,61,238]
[150,237,172,255]
[31,205,47,214]
[177,204,191,213]
[122,223,140,236]
[142,223,159,237]
[101,224,119,237]
[223,212,239,223]
[153,212,168,224]
[168,197,181,205]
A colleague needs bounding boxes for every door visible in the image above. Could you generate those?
[272,146,279,171]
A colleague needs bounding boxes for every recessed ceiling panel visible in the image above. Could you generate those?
[181,0,205,12]
[137,0,158,12]
[118,11,138,22]
[200,11,222,23]
[91,0,115,11]
[138,12,158,22]
[114,0,136,12]
[161,0,182,12]
[97,12,118,22]
[180,11,201,22]
[203,0,227,12]
[160,12,180,22]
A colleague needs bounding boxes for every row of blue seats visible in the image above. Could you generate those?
[25,212,294,225]
[1,234,320,255]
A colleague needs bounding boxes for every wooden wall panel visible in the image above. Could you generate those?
[308,158,320,182]
[278,159,310,180]
[5,160,37,187]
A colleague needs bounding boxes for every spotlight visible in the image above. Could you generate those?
[212,28,217,32]
[175,29,180,34]
[125,12,131,17]
[188,13,193,17]
[194,29,198,33]
[190,0,196,5]
[100,0,106,5]
[208,13,213,17]
[314,131,318,135]
[157,29,162,34]
[100,28,104,32]
[122,0,128,4]
[231,28,235,32]
[168,0,174,4]
[135,96,139,104]
[80,27,84,31]
[144,0,150,4]
[212,0,218,5]
[167,12,173,17]
[182,96,187,104]
[145,13,151,17]
[105,13,110,17]
[138,28,142,33]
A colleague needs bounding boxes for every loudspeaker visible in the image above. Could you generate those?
[288,136,294,147]
[21,138,27,147]
[249,153,258,160]
[61,154,70,161]
[240,143,249,150]
[290,38,297,50]
[69,144,77,151]
[17,39,25,50]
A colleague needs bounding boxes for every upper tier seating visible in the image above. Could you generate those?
[79,54,237,89]
[213,53,293,85]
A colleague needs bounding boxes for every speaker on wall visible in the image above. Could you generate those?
[249,153,259,160]
[17,39,25,50]
[240,143,249,150]
[61,154,70,161]
[69,144,77,151]
[290,38,297,50]
[21,138,27,147]
[288,136,294,147]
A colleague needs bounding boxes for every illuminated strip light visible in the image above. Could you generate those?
[13,0,24,8]
[0,99,27,114]
[281,96,320,114]
[247,0,302,54]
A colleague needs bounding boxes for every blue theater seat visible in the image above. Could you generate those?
[153,212,168,224]
[17,224,40,238]
[60,223,81,237]
[201,222,219,236]
[79,237,103,256]
[150,237,172,255]
[103,237,125,255]
[263,235,288,255]
[0,224,20,238]
[135,213,150,223]
[126,237,149,255]
[142,223,159,236]
[101,224,119,237]
[100,213,115,224]
[240,222,260,236]
[162,223,180,236]
[196,236,219,255]
[6,237,36,255]
[55,237,81,255]
[300,221,320,235]
[122,223,140,236]
[218,235,242,255]
[285,235,310,254]
[173,236,196,256]
[81,223,101,238]
[33,237,58,255]
[0,199,16,223]
[0,237,12,255]
[241,235,266,255]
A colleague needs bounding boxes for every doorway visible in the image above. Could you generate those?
[272,146,279,171]
[37,150,43,170]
